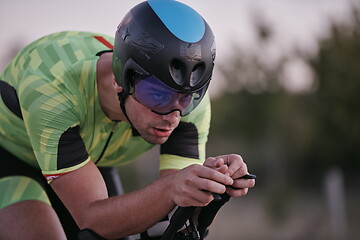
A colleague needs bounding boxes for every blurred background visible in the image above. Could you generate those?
[1,0,359,239]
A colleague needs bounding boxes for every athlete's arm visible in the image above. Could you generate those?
[50,160,233,239]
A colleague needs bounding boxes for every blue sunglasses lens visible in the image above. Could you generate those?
[132,75,208,116]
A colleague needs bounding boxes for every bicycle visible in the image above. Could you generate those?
[78,174,256,240]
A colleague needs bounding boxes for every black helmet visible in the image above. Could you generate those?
[112,0,216,116]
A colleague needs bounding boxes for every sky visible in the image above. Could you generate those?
[0,0,354,94]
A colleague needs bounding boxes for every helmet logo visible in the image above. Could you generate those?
[180,42,201,62]
[118,14,164,61]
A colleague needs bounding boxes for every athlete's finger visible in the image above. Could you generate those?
[226,187,249,197]
[226,174,256,197]
[215,165,228,174]
[230,162,249,180]
[195,177,227,195]
[215,154,244,177]
[203,157,224,169]
[230,178,256,189]
[194,165,233,186]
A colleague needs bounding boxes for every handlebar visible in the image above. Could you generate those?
[160,173,256,240]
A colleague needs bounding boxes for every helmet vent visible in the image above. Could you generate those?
[170,59,185,86]
[190,63,205,87]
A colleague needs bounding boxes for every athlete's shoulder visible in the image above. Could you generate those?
[3,31,114,86]
[30,31,113,44]
[27,31,114,54]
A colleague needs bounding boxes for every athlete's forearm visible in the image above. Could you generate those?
[79,174,176,239]
[51,161,177,239]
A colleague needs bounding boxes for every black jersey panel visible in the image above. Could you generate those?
[0,80,23,119]
[161,121,199,159]
[57,125,89,169]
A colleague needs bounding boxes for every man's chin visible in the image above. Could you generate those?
[143,136,169,145]
[137,131,169,144]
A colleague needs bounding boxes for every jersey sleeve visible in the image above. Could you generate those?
[159,92,211,170]
[18,66,91,183]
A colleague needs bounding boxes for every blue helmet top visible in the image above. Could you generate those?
[147,0,205,43]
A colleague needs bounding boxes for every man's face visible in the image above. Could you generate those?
[125,96,181,144]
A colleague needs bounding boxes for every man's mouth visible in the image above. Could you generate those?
[151,127,173,137]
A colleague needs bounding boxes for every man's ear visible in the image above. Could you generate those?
[112,76,123,93]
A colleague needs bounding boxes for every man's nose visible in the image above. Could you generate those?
[161,110,181,125]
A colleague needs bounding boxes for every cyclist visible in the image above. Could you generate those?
[0,1,255,239]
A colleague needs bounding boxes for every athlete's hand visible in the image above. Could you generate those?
[203,154,255,197]
[169,164,234,207]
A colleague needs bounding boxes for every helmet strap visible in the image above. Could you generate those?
[117,91,140,136]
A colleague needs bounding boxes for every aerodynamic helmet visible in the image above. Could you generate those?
[112,0,216,116]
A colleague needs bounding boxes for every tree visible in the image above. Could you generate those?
[305,8,360,177]
[207,6,360,186]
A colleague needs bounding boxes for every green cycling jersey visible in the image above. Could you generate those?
[0,31,211,183]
